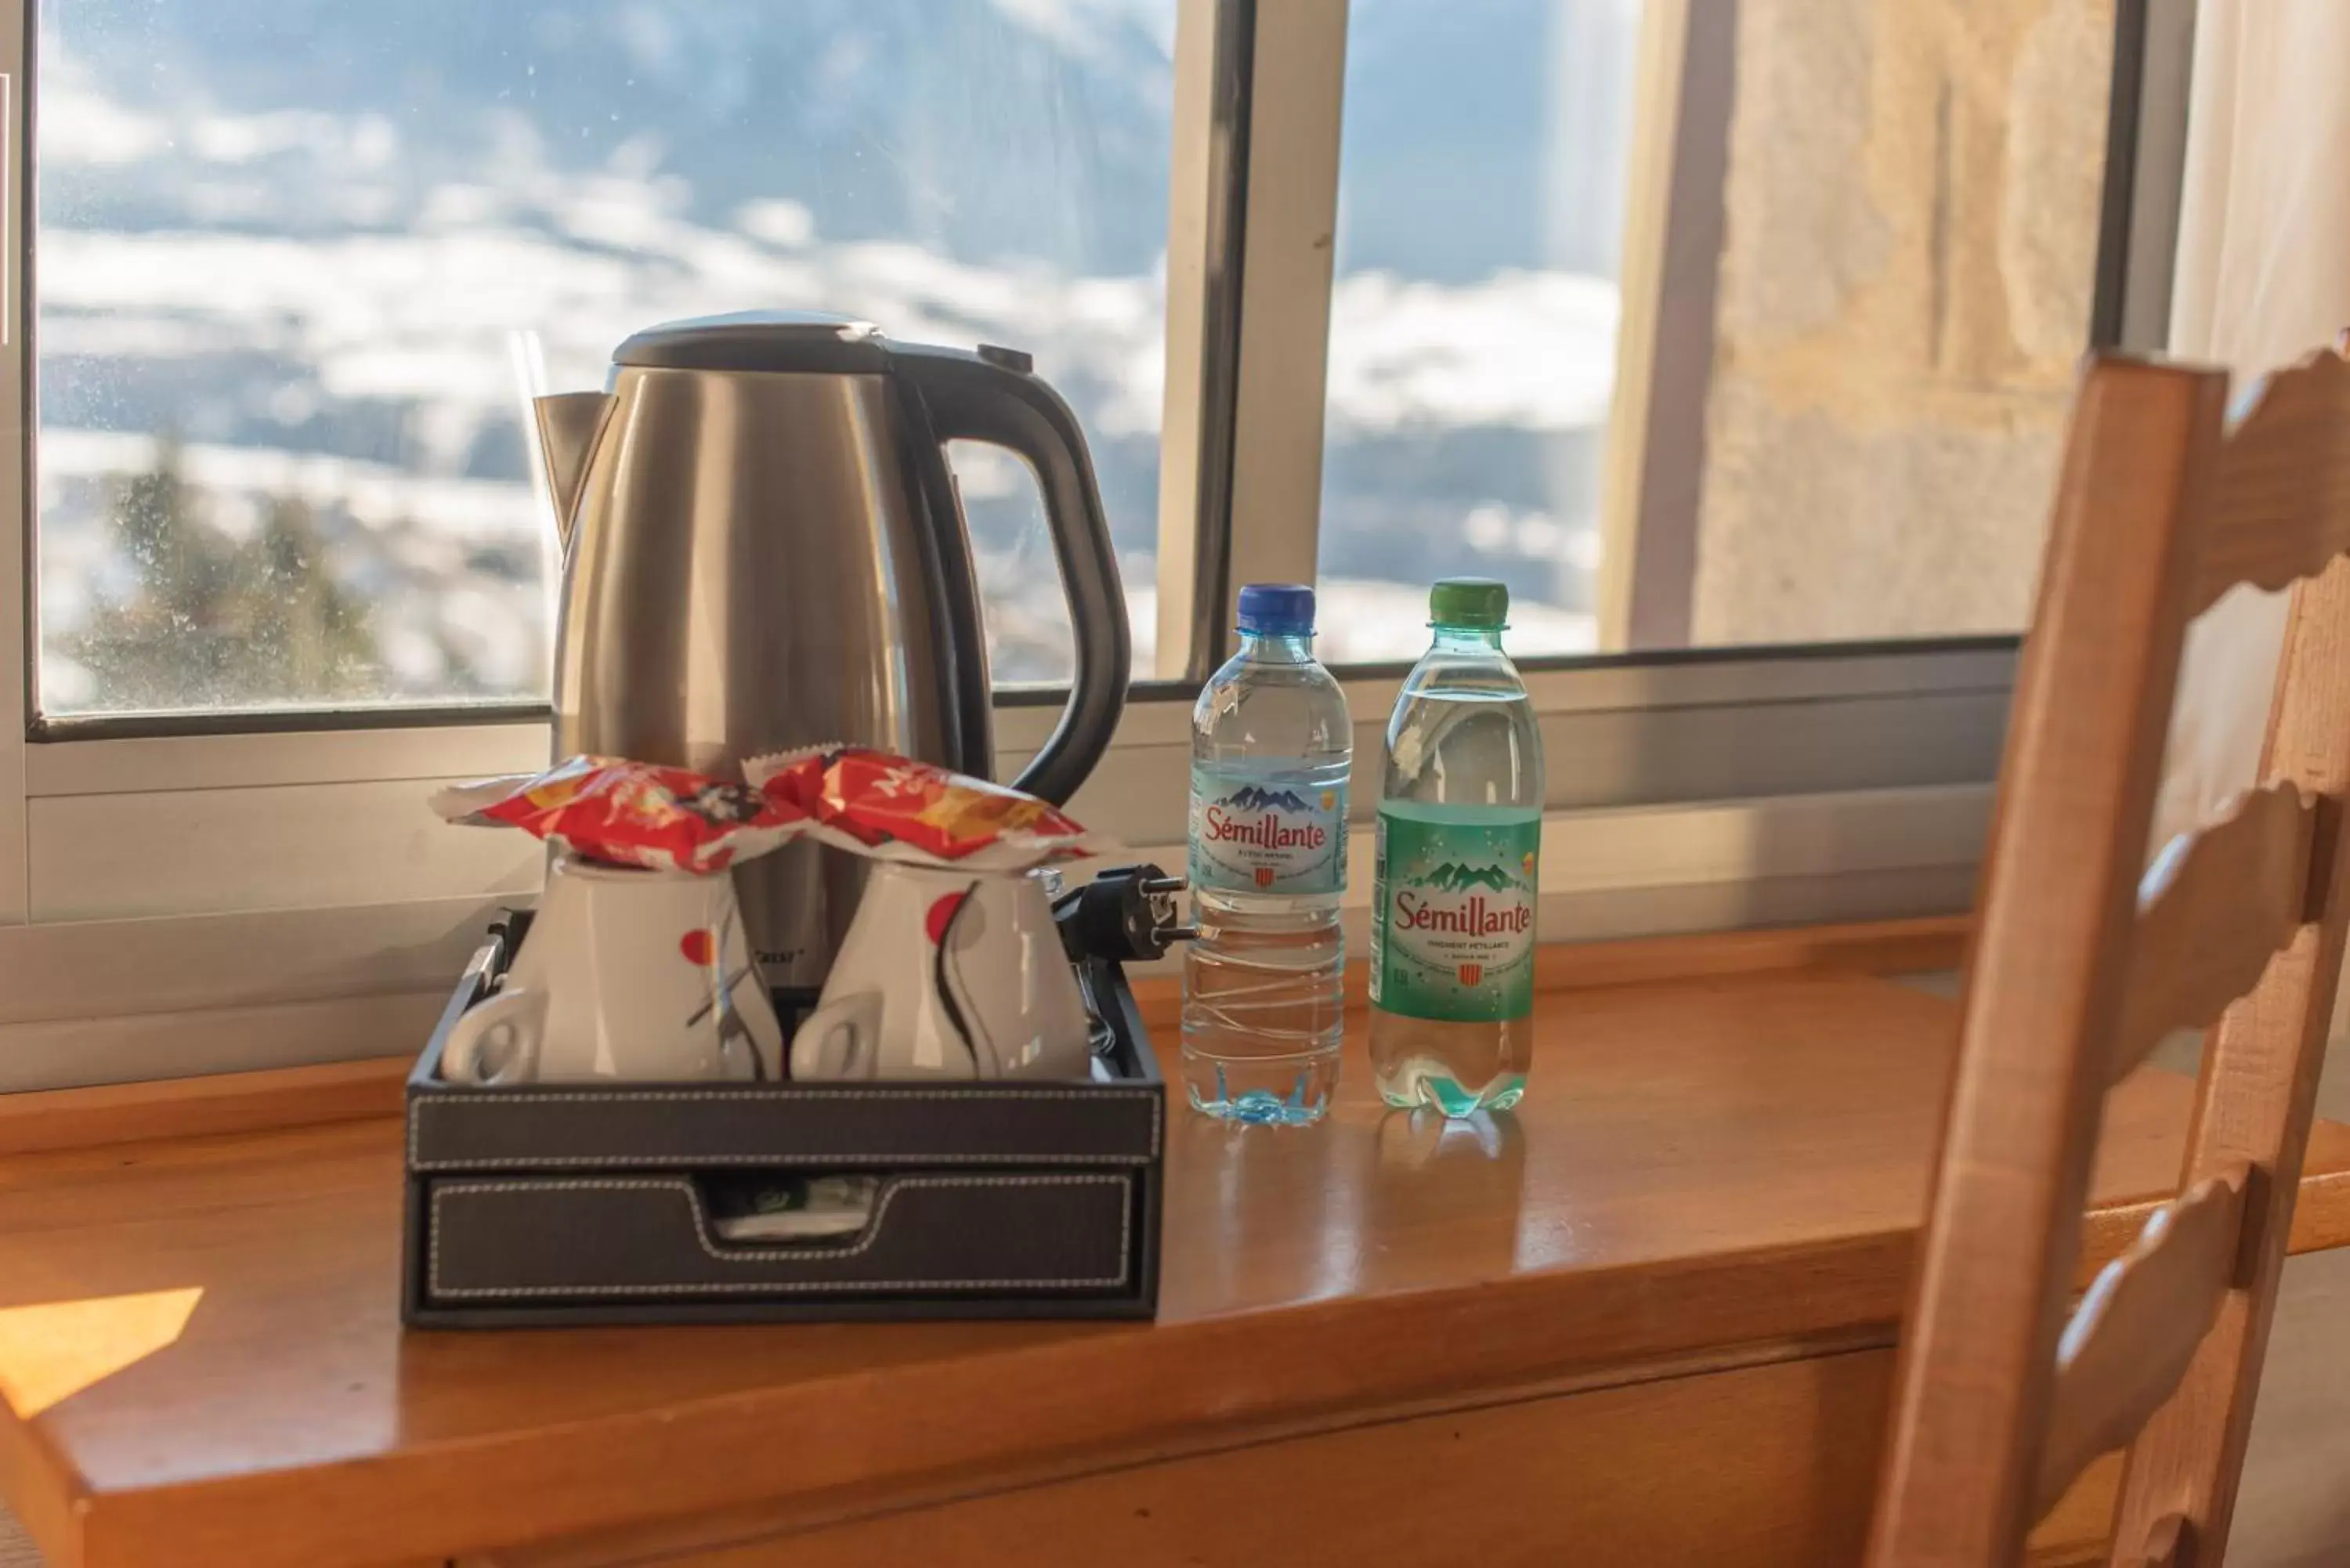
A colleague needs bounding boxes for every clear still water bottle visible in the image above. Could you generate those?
[1370,578,1546,1116]
[1183,583,1351,1125]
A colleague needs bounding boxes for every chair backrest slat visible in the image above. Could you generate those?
[2037,1167,2247,1517]
[2108,552,2350,1561]
[2112,782,2320,1082]
[2188,351,2350,614]
[1866,344,2350,1568]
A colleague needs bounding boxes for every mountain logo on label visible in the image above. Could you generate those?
[1221,785,1314,813]
[1413,861,1525,894]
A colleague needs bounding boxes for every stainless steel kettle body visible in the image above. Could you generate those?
[534,312,1129,1000]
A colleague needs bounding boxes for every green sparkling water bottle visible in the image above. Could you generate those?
[1368,578,1546,1115]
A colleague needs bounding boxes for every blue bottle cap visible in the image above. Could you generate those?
[1236,583,1316,637]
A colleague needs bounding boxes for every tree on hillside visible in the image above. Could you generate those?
[244,493,376,700]
[68,443,385,708]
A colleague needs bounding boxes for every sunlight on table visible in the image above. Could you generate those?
[0,1287,203,1418]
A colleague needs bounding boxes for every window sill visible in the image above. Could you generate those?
[2,938,2345,1568]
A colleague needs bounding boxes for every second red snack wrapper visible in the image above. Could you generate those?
[747,746,1116,870]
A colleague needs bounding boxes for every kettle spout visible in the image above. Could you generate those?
[530,392,613,555]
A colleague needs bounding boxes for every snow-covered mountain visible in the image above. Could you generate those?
[35,0,1619,709]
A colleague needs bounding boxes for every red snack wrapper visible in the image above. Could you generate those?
[431,756,811,874]
[747,746,1118,870]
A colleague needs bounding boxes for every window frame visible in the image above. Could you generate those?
[2092,0,2199,355]
[2,2,25,935]
[0,637,2016,1090]
[0,0,2192,1089]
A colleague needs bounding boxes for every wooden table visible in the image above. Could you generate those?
[4,944,2349,1568]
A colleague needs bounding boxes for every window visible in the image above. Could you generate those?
[1316,0,1639,661]
[1315,0,2120,659]
[0,0,2189,1089]
[27,0,2130,720]
[34,0,1177,715]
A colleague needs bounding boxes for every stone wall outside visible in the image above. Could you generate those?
[1689,0,2115,645]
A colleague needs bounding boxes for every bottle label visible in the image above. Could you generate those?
[1188,766,1347,896]
[1371,805,1541,1023]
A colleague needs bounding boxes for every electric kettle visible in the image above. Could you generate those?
[531,311,1129,999]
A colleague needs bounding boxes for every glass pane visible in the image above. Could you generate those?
[1318,0,1638,661]
[1318,0,2113,658]
[36,0,1174,717]
[951,439,1103,688]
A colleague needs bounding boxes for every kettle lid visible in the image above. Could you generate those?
[613,309,894,374]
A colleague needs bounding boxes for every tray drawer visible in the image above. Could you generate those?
[422,1171,1139,1303]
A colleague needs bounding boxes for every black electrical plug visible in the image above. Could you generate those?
[1054,862,1195,965]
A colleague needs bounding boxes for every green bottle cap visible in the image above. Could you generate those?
[1429,576,1509,630]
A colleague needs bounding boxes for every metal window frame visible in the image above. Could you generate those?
[1596,0,1734,652]
[0,0,2196,1089]
[1153,0,1254,682]
[2092,0,2198,353]
[0,635,2017,1090]
[1,0,25,931]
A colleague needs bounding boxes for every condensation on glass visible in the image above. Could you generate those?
[1316,0,1642,662]
[34,0,1174,716]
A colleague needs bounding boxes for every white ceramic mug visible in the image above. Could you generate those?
[443,856,784,1085]
[791,865,1094,1082]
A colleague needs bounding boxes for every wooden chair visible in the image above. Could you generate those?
[1865,345,2350,1568]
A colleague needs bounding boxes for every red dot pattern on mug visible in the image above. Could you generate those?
[924,894,966,947]
[678,928,717,966]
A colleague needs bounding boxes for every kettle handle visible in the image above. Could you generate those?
[891,345,1130,807]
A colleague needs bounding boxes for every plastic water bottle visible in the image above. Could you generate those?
[1183,583,1351,1125]
[1370,578,1545,1116]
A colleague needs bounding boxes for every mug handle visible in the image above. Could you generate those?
[790,992,884,1081]
[442,988,548,1085]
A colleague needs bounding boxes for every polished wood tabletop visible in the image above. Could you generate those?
[5,970,2350,1568]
